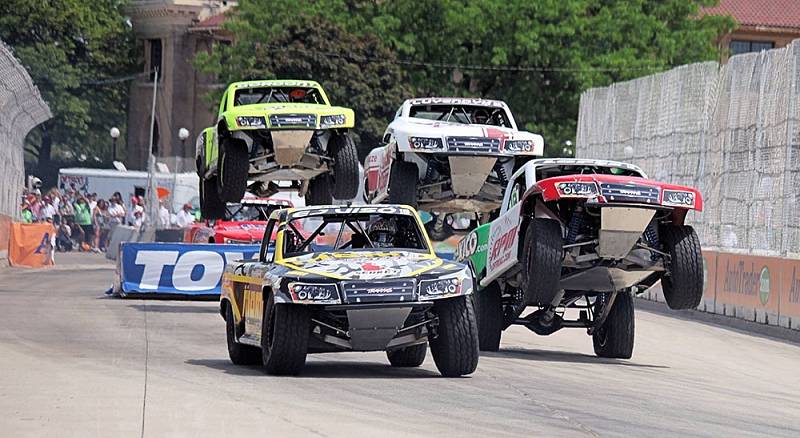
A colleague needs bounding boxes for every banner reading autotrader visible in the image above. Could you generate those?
[120,242,260,296]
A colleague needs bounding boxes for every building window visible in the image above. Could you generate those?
[148,39,162,81]
[730,40,775,56]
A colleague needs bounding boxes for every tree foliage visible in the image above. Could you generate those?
[0,0,136,178]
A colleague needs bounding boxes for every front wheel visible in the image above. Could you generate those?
[593,290,635,359]
[474,282,503,351]
[386,343,427,367]
[429,296,479,377]
[218,137,249,202]
[388,159,418,207]
[261,294,311,375]
[521,218,563,305]
[200,175,226,220]
[225,304,261,365]
[329,133,359,200]
[661,225,703,310]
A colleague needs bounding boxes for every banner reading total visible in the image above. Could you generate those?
[8,222,55,268]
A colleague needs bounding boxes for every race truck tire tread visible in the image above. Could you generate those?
[475,282,503,351]
[593,290,635,359]
[201,175,226,220]
[225,305,262,365]
[661,225,704,310]
[521,218,563,305]
[329,133,359,200]
[386,343,427,367]
[388,159,418,208]
[429,295,479,377]
[305,176,333,205]
[261,298,311,376]
[218,138,249,203]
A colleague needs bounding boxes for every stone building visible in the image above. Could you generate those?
[703,0,800,61]
[125,0,235,171]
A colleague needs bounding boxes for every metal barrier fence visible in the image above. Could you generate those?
[577,40,800,257]
[0,40,52,219]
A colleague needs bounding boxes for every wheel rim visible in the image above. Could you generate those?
[264,305,276,355]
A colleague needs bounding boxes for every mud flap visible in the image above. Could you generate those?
[448,156,496,196]
[272,130,314,166]
[346,307,412,351]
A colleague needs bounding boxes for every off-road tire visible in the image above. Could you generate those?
[386,344,427,367]
[661,225,703,310]
[593,290,635,359]
[429,296,479,377]
[474,282,503,351]
[329,133,359,200]
[261,294,311,375]
[305,176,333,205]
[200,175,226,220]
[388,159,418,207]
[225,304,261,365]
[521,218,563,305]
[218,137,249,202]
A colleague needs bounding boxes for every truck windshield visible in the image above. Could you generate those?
[225,203,284,221]
[536,165,645,181]
[234,87,325,106]
[282,213,428,257]
[409,104,511,127]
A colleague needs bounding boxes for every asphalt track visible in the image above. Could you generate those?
[1,254,798,437]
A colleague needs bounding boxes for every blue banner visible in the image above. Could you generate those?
[120,242,261,296]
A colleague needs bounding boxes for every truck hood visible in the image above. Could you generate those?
[390,116,543,155]
[278,250,462,281]
[214,221,266,242]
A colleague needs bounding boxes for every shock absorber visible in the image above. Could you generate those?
[566,205,585,245]
[494,161,509,187]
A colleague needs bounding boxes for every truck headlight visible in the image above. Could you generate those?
[504,140,534,153]
[418,271,473,300]
[557,182,598,197]
[662,190,695,208]
[236,116,267,128]
[320,114,346,127]
[409,137,444,150]
[288,282,341,304]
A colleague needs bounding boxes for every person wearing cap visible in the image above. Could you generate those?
[175,203,196,228]
[21,201,33,223]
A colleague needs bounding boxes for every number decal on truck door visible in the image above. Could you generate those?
[243,286,263,336]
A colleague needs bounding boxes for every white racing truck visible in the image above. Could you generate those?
[364,98,544,239]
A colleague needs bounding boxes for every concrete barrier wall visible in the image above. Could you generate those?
[641,249,800,331]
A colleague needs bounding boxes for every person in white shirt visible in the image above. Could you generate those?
[107,199,126,226]
[175,203,196,228]
[40,197,56,221]
[158,200,171,229]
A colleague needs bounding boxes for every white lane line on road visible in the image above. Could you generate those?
[141,300,150,438]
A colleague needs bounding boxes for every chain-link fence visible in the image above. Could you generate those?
[0,40,52,219]
[577,40,800,257]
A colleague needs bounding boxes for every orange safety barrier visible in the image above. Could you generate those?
[0,214,10,261]
[8,222,55,268]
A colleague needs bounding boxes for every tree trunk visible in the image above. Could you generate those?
[37,124,53,181]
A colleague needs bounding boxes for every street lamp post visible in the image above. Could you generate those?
[109,127,120,162]
[178,128,190,168]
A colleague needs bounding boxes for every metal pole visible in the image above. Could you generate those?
[112,138,117,162]
[146,68,159,231]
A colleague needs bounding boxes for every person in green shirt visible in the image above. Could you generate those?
[21,202,33,223]
[74,197,94,250]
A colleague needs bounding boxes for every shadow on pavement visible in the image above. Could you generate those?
[484,348,669,369]
[128,304,218,314]
[185,358,442,379]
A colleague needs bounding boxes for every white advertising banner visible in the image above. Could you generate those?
[485,202,522,282]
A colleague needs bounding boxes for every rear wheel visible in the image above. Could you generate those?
[305,176,333,205]
[261,294,311,375]
[661,225,703,310]
[200,175,226,220]
[329,133,359,200]
[521,218,563,305]
[388,159,418,207]
[593,291,635,359]
[429,296,479,377]
[225,304,261,365]
[386,344,427,367]
[474,282,503,351]
[218,137,249,202]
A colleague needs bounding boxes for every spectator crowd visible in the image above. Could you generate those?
[20,185,198,253]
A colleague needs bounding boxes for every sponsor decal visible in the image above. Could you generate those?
[408,97,505,108]
[456,231,479,261]
[722,259,771,305]
[120,243,260,295]
[284,251,441,280]
[485,202,522,280]
[290,205,410,219]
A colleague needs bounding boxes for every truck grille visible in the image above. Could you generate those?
[445,136,501,154]
[341,280,416,304]
[600,182,660,204]
[268,114,317,128]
